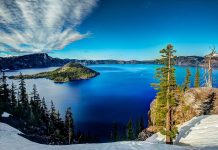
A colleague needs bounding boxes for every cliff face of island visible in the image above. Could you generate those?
[9,62,100,83]
[1,53,218,70]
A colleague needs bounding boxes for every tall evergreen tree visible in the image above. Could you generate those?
[183,68,191,91]
[121,125,127,140]
[135,118,140,138]
[65,107,74,144]
[111,122,119,142]
[139,116,144,131]
[1,71,10,112]
[10,82,17,114]
[127,118,134,140]
[41,97,50,132]
[0,71,3,116]
[56,111,65,142]
[49,100,57,134]
[152,44,178,144]
[18,73,30,120]
[30,84,41,125]
[194,67,200,88]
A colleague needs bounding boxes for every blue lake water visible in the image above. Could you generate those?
[5,64,218,140]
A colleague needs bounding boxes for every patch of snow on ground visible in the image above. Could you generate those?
[0,122,192,150]
[146,115,218,149]
[1,112,11,118]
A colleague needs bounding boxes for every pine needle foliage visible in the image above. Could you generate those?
[151,44,178,144]
[194,67,200,88]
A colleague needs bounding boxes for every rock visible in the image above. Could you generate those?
[137,128,155,141]
[149,87,218,127]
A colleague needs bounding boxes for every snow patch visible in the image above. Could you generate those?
[1,112,11,118]
[0,122,192,150]
[146,115,218,149]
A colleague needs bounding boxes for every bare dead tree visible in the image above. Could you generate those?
[205,47,216,88]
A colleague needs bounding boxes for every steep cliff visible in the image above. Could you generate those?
[138,88,218,141]
[149,87,218,129]
[0,53,71,70]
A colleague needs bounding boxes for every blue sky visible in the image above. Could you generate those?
[1,0,218,60]
[51,0,218,60]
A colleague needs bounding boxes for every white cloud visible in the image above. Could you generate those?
[0,0,97,54]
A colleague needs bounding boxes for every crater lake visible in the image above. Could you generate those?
[5,64,218,141]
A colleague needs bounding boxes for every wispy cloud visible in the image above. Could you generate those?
[0,0,97,54]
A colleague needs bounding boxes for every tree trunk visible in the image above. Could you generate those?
[166,51,173,144]
[68,119,71,144]
[154,100,157,126]
[208,57,212,88]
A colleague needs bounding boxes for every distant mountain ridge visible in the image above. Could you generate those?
[0,53,155,70]
[0,53,70,70]
[175,55,218,67]
[0,53,218,70]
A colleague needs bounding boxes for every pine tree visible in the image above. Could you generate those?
[0,71,3,116]
[30,84,41,125]
[111,122,119,141]
[18,73,30,120]
[127,118,134,140]
[1,72,10,112]
[183,68,191,91]
[56,111,65,142]
[152,44,178,144]
[49,100,57,134]
[10,82,17,114]
[135,118,140,138]
[65,107,74,144]
[121,125,127,140]
[41,97,50,132]
[194,67,200,88]
[139,116,144,131]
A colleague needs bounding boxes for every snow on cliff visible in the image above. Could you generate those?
[0,122,189,150]
[147,115,218,149]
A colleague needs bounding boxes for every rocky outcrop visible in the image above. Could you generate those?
[137,127,155,141]
[139,87,218,141]
[174,88,218,124]
[149,87,218,128]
